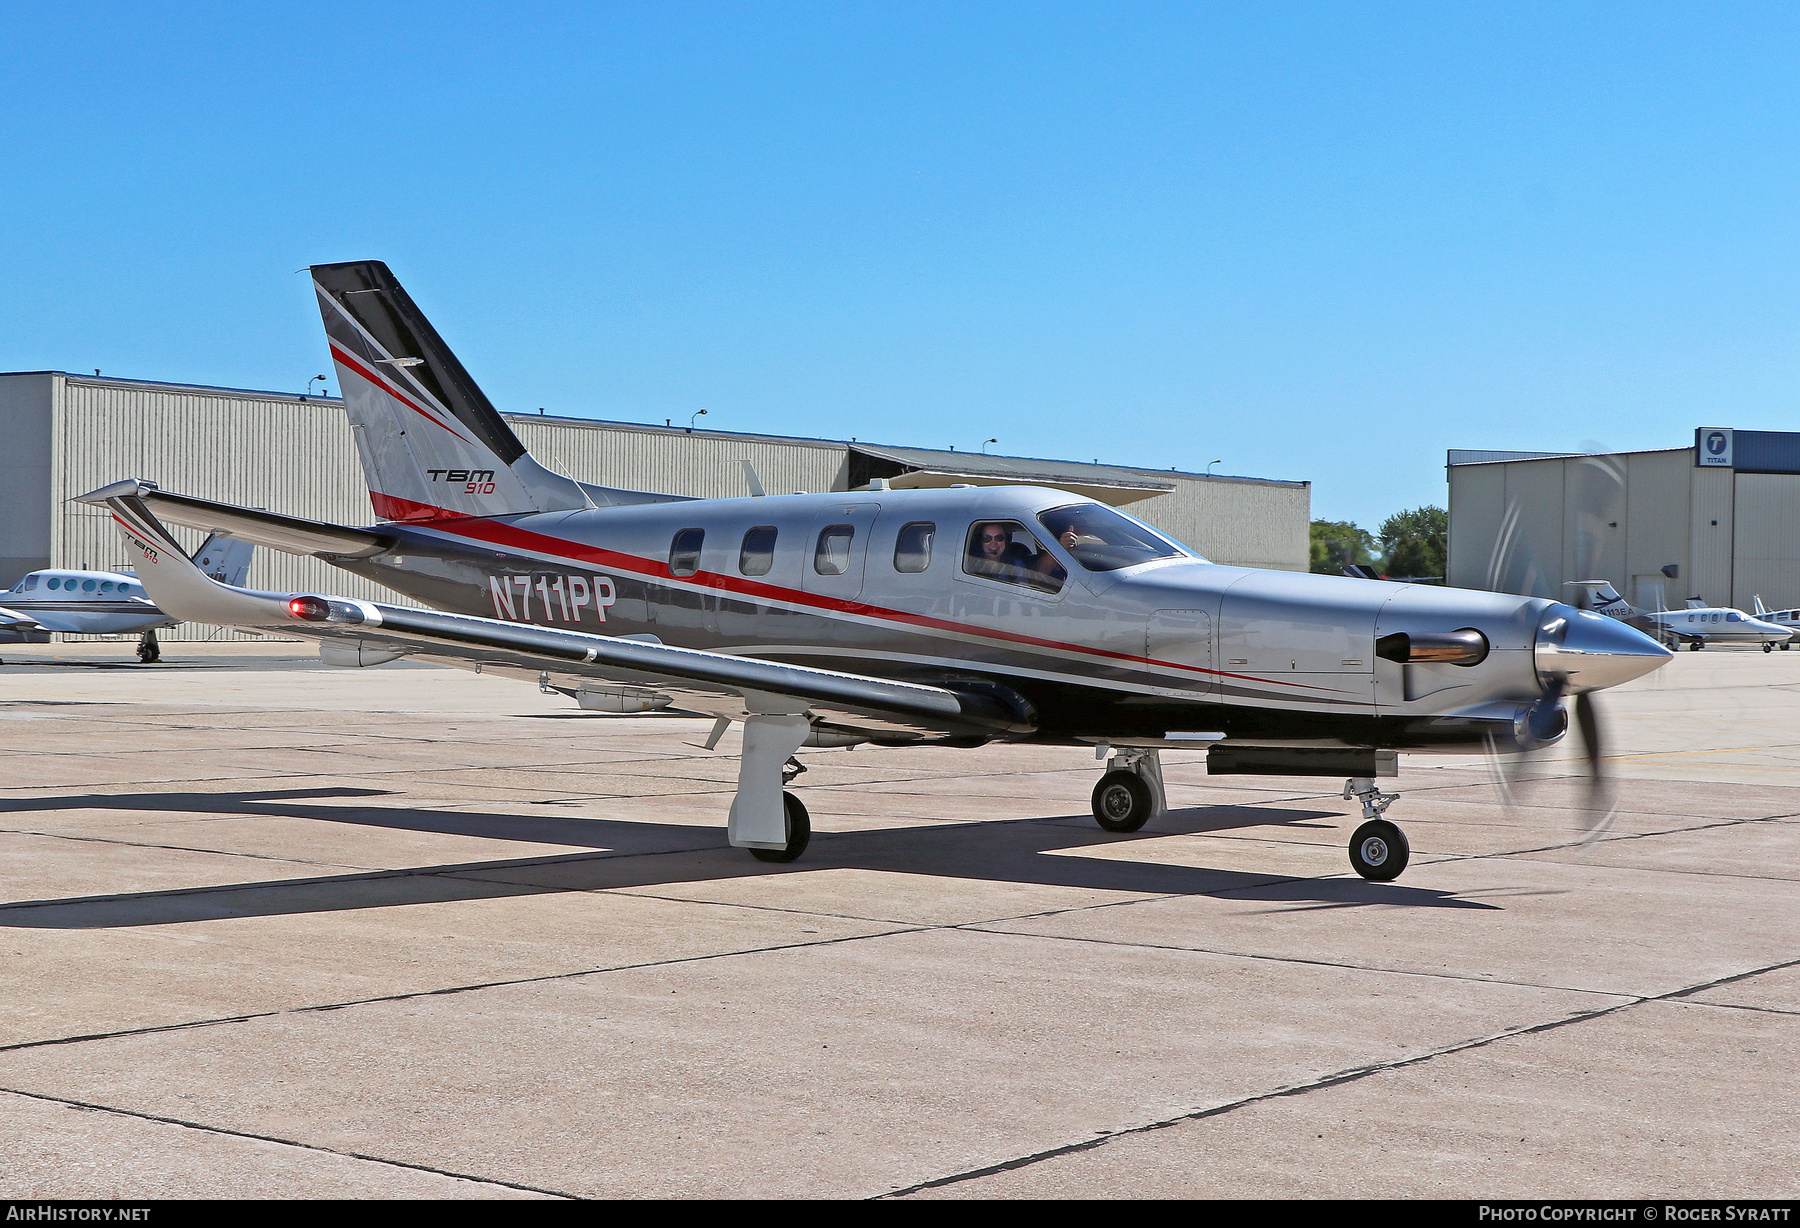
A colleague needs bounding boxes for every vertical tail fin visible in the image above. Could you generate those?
[1754,595,1769,616]
[1567,579,1641,618]
[191,534,254,587]
[311,261,586,522]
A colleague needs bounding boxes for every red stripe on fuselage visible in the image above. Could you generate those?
[383,496,1345,693]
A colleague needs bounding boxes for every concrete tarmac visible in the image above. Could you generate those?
[0,639,1794,1199]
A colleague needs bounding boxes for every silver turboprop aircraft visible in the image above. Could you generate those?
[80,261,1672,880]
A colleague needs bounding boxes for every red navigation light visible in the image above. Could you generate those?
[288,595,332,621]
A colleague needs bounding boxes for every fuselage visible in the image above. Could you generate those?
[1657,606,1789,646]
[330,484,1665,750]
[1,569,174,634]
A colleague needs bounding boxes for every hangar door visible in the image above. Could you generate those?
[1732,474,1800,611]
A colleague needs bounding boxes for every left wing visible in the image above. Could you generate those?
[90,485,1029,741]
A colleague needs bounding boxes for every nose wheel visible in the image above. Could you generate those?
[1343,777,1408,880]
[1349,819,1409,881]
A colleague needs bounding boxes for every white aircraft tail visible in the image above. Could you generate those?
[1754,595,1769,616]
[1565,579,1642,619]
[191,534,254,587]
[311,261,594,523]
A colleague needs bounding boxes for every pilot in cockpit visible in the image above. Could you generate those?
[971,522,1033,577]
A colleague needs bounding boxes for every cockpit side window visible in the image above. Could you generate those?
[894,522,934,573]
[669,528,705,577]
[739,526,778,576]
[1036,503,1189,572]
[19,575,36,592]
[963,521,1064,594]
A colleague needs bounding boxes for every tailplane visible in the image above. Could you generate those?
[312,261,589,522]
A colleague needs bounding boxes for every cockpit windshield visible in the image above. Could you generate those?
[1035,503,1193,572]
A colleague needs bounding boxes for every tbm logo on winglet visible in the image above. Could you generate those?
[428,469,497,494]
[490,574,617,623]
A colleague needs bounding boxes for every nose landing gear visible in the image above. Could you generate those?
[136,629,161,663]
[1343,777,1408,881]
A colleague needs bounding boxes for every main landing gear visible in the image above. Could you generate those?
[1343,777,1409,881]
[1090,747,1167,833]
[136,628,161,664]
[1764,641,1776,653]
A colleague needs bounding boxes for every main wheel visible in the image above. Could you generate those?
[1765,641,1775,653]
[136,643,160,663]
[1091,770,1154,833]
[1783,642,1791,650]
[1689,640,1703,651]
[750,791,811,863]
[1348,819,1409,881]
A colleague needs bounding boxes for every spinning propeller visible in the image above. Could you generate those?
[1481,448,1635,837]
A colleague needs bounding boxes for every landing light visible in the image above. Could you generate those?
[289,596,331,621]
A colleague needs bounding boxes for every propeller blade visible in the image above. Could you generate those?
[1572,689,1616,839]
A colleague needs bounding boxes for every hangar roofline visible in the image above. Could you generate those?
[3,369,1305,491]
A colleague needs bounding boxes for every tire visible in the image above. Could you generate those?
[1091,770,1154,833]
[1689,640,1703,651]
[750,792,811,863]
[1783,642,1791,651]
[1349,819,1409,881]
[1765,642,1775,653]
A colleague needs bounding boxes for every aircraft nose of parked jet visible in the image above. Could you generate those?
[1534,603,1673,692]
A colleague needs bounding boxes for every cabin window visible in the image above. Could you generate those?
[814,525,854,576]
[1035,503,1187,572]
[669,528,705,577]
[739,526,778,576]
[963,521,1064,594]
[100,581,114,593]
[46,578,60,590]
[894,522,935,573]
[82,579,97,593]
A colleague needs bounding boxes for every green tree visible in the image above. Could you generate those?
[1310,519,1380,574]
[1378,505,1447,583]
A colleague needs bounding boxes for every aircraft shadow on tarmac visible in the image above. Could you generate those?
[0,786,1497,928]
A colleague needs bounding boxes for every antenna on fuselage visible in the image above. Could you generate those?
[548,453,599,510]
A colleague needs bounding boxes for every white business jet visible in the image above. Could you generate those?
[1570,580,1791,652]
[1749,597,1800,649]
[0,534,254,662]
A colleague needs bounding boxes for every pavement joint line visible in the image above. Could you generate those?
[0,1086,576,1199]
[874,953,1800,1199]
[0,924,936,1056]
[949,922,1655,1001]
[0,827,382,874]
[1665,999,1800,1018]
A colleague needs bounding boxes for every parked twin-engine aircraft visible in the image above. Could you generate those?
[0,537,253,661]
[1750,596,1800,648]
[1572,580,1791,652]
[81,261,1672,879]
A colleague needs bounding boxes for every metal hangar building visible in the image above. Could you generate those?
[1447,428,1800,613]
[0,370,1310,639]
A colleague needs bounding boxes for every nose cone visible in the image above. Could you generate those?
[1535,603,1672,692]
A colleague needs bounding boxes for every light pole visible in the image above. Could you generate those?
[1207,459,1222,475]
[981,438,997,454]
[306,375,329,398]
[689,409,708,432]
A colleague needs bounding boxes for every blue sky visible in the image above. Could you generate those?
[3,3,1798,529]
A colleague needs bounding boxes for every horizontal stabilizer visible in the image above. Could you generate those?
[76,480,391,559]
